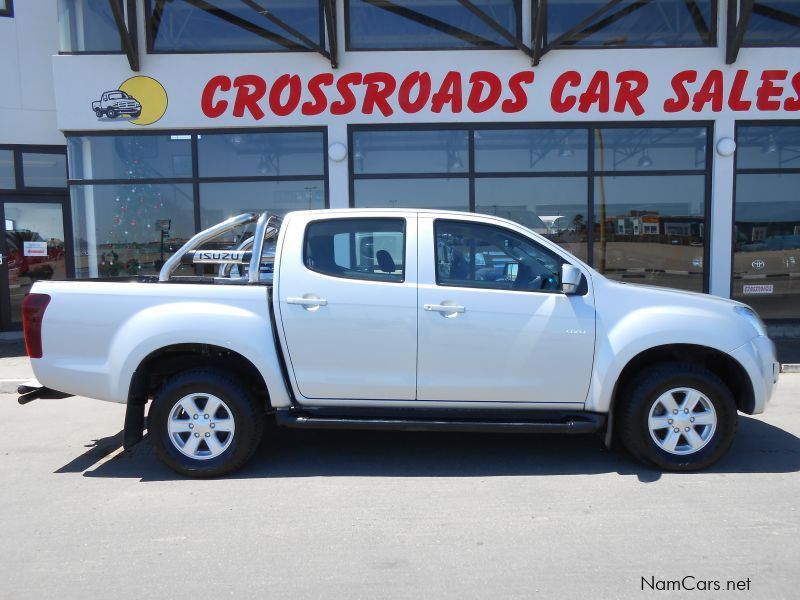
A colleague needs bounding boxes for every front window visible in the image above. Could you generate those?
[435,220,563,292]
[546,0,716,48]
[347,0,521,50]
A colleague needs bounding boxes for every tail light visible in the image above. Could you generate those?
[22,293,50,359]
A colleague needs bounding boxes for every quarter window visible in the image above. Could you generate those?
[304,219,406,282]
[435,220,563,292]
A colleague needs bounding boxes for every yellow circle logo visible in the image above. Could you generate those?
[118,76,168,126]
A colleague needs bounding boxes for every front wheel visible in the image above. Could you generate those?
[618,363,737,471]
[106,107,118,118]
[149,368,265,477]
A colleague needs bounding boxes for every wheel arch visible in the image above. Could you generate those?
[128,343,272,409]
[611,344,755,417]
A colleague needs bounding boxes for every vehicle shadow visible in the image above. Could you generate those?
[71,414,800,482]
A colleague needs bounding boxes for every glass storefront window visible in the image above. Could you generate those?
[67,136,192,181]
[354,130,469,175]
[198,132,324,178]
[735,125,800,170]
[21,153,67,188]
[58,0,123,53]
[742,1,800,46]
[70,183,195,278]
[547,0,716,47]
[733,124,800,319]
[474,177,588,262]
[146,0,322,52]
[0,150,14,189]
[354,178,469,210]
[595,128,708,172]
[348,0,520,50]
[0,0,12,17]
[200,180,326,229]
[594,175,706,292]
[475,129,588,173]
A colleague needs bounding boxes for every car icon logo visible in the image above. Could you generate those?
[751,259,766,269]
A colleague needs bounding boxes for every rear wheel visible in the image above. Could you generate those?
[149,368,264,477]
[618,363,737,471]
[94,108,103,118]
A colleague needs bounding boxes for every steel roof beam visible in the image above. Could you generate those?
[108,0,139,71]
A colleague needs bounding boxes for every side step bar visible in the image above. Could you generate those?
[275,409,605,434]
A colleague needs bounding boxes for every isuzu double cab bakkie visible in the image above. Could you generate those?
[19,210,779,477]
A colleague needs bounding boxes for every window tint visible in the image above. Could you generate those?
[304,219,405,282]
[435,220,563,292]
[742,1,800,45]
[0,150,14,189]
[58,0,123,52]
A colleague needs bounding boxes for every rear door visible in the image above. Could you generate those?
[417,215,595,404]
[277,214,417,401]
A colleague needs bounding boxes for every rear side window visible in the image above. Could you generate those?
[304,218,405,282]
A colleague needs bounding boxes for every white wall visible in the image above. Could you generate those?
[0,0,65,145]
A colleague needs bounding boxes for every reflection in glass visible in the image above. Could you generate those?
[475,129,588,173]
[4,203,66,323]
[200,180,325,230]
[348,0,519,49]
[735,125,800,170]
[70,184,195,278]
[733,173,800,319]
[594,128,707,172]
[354,179,469,210]
[743,1,800,45]
[354,130,469,174]
[0,150,13,189]
[594,175,706,292]
[198,132,325,178]
[147,0,321,52]
[475,177,588,262]
[67,136,192,181]
[547,0,715,47]
[58,0,123,52]
[22,153,67,188]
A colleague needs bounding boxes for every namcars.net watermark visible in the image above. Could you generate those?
[642,576,752,592]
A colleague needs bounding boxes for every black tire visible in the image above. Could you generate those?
[618,362,737,471]
[106,107,118,118]
[130,110,141,118]
[94,108,103,118]
[148,368,265,477]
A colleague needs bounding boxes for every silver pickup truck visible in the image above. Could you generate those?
[20,210,779,477]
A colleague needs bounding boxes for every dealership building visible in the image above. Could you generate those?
[0,1,798,345]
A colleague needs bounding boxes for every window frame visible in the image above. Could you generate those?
[144,0,326,55]
[739,0,800,49]
[0,145,68,193]
[731,119,800,322]
[433,218,565,293]
[57,0,130,56]
[303,217,408,283]
[540,0,718,51]
[350,121,713,294]
[345,0,523,52]
[0,0,13,18]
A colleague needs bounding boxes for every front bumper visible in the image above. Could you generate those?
[728,335,779,415]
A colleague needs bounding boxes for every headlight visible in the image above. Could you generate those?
[734,305,768,337]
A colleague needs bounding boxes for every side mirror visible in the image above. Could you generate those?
[561,264,582,294]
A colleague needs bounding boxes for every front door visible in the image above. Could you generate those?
[0,198,73,330]
[417,216,596,405]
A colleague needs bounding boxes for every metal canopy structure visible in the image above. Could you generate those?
[109,0,139,71]
[727,1,800,64]
[122,0,338,70]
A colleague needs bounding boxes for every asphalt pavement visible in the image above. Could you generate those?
[1,350,798,599]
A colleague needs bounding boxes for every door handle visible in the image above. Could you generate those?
[424,304,465,314]
[286,297,328,307]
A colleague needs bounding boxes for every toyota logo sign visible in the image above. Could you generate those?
[752,259,766,269]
